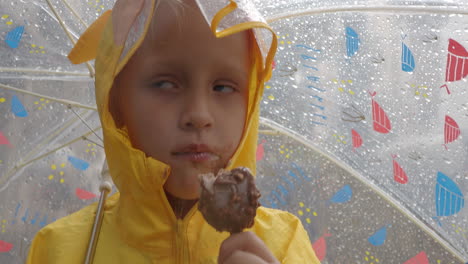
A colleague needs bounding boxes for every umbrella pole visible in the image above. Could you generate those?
[84,162,112,264]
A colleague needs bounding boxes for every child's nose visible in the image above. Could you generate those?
[179,96,214,130]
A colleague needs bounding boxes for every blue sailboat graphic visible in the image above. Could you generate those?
[433,172,464,226]
[68,156,90,171]
[11,95,28,117]
[346,27,360,58]
[327,185,353,207]
[368,225,391,246]
[5,26,24,49]
[401,42,415,72]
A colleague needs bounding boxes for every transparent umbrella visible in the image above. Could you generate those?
[0,0,110,262]
[251,0,468,263]
[0,0,467,263]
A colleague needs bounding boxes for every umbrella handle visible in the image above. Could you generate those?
[84,161,113,264]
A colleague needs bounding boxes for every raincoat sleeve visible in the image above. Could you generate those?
[26,204,96,264]
[254,207,321,264]
[26,226,58,264]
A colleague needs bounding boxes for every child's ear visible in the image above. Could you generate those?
[108,81,124,128]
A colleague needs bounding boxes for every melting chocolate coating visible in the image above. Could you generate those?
[198,167,261,234]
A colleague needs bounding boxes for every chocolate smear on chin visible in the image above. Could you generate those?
[198,167,261,234]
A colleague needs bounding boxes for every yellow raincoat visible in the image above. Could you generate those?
[26,0,320,263]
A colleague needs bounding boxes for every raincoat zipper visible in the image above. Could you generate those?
[174,206,198,264]
[175,220,188,263]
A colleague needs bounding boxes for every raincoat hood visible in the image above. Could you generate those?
[69,0,276,189]
[67,0,277,249]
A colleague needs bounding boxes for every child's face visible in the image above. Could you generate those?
[112,0,249,199]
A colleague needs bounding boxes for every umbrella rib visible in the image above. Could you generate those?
[44,0,95,77]
[0,67,89,76]
[20,110,91,164]
[61,0,89,29]
[258,129,282,135]
[341,118,361,123]
[82,136,104,149]
[69,106,103,143]
[0,127,102,191]
[1,111,99,191]
[267,5,468,23]
[258,117,466,262]
[0,83,97,111]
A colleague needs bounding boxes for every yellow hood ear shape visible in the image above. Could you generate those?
[68,10,112,65]
[208,0,277,81]
[68,0,148,66]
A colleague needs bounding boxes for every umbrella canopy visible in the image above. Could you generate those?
[0,0,109,262]
[252,0,468,263]
[0,0,467,263]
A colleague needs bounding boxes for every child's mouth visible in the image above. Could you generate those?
[173,144,220,162]
[172,152,220,162]
[172,144,220,162]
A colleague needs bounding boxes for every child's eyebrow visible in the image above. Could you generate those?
[221,63,248,83]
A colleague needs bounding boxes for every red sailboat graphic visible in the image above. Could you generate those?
[0,130,12,147]
[403,251,429,264]
[440,39,468,94]
[351,129,362,151]
[0,240,13,253]
[256,140,266,161]
[392,154,408,184]
[75,188,97,200]
[312,233,331,262]
[369,91,391,134]
[444,115,460,150]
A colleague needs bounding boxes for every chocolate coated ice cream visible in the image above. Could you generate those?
[198,167,261,234]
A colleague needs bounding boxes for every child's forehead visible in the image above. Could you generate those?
[139,1,249,54]
[148,0,202,39]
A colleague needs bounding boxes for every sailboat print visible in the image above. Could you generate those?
[440,39,468,94]
[369,91,391,134]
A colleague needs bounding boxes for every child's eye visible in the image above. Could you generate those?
[152,80,177,90]
[213,85,235,93]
